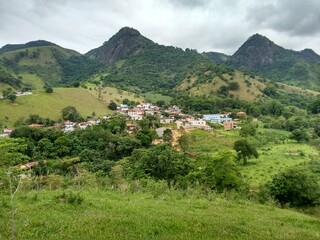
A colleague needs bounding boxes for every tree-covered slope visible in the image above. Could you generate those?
[87,27,269,101]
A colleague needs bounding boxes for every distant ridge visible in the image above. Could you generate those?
[0,40,57,53]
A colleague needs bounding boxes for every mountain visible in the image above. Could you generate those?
[295,48,320,62]
[0,40,57,54]
[86,27,153,64]
[88,27,267,101]
[0,41,101,91]
[206,34,320,90]
[202,52,230,64]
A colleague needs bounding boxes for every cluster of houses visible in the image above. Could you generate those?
[117,102,246,131]
[63,118,104,132]
[0,101,248,138]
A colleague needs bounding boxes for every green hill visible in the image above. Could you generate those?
[0,41,101,92]
[204,34,320,91]
[86,27,270,101]
[0,87,143,127]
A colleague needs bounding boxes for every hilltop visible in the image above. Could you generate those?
[204,33,320,90]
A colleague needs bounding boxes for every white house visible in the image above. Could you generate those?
[203,114,232,123]
[160,118,175,124]
[130,115,144,121]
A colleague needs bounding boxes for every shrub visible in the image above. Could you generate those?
[55,191,84,205]
[267,168,320,206]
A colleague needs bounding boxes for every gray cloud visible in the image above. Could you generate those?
[247,0,320,36]
[0,0,319,55]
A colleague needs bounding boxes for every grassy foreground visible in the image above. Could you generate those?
[1,189,320,240]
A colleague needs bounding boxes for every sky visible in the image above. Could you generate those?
[1,0,320,55]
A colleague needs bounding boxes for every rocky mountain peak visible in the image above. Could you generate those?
[86,27,152,64]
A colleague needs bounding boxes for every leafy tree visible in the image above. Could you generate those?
[107,114,126,134]
[290,127,310,142]
[162,129,173,142]
[156,100,166,107]
[2,88,12,98]
[194,150,243,192]
[262,84,278,97]
[136,130,153,147]
[239,123,257,137]
[228,81,240,90]
[61,106,82,122]
[310,97,320,114]
[7,93,17,103]
[0,138,30,167]
[218,85,229,96]
[233,139,258,165]
[127,144,191,186]
[267,167,320,206]
[108,101,117,110]
[45,86,53,93]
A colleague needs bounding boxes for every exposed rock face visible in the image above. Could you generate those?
[230,34,284,70]
[86,27,152,64]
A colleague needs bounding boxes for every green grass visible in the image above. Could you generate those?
[1,189,320,239]
[19,73,45,89]
[0,88,109,127]
[242,143,319,189]
[187,129,241,154]
[143,93,172,104]
[85,85,144,105]
[184,128,318,189]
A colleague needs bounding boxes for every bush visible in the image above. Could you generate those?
[55,191,84,205]
[267,168,320,206]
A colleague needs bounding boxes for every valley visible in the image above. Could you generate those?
[1,26,320,240]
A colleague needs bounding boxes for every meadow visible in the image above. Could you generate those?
[1,188,320,240]
[0,88,108,127]
[185,129,319,188]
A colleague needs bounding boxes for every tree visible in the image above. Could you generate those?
[45,86,53,93]
[108,101,117,110]
[162,129,173,142]
[228,81,240,90]
[310,98,320,114]
[136,130,153,147]
[239,123,256,137]
[7,93,17,103]
[127,144,191,186]
[218,85,229,96]
[195,150,243,192]
[61,106,82,122]
[2,88,13,98]
[267,168,320,206]
[290,127,310,142]
[233,139,258,165]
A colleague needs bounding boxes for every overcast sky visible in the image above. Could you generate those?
[1,0,320,55]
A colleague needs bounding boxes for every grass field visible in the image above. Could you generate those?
[185,71,267,102]
[85,84,144,105]
[0,88,109,127]
[242,143,318,189]
[1,189,320,240]
[184,128,318,189]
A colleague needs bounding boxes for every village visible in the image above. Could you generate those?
[0,101,248,138]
